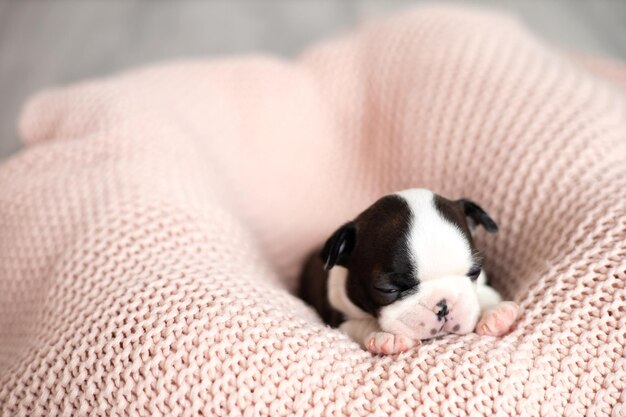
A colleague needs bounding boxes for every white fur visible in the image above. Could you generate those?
[476,282,502,311]
[328,266,371,319]
[396,189,474,280]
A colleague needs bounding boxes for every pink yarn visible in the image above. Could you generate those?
[1,6,625,416]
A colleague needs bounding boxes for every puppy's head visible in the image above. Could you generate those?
[322,189,498,340]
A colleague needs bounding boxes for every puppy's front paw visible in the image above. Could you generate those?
[476,301,520,337]
[365,332,418,355]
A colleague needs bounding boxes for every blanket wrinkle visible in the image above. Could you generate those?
[1,6,626,417]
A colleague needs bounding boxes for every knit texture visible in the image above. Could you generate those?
[1,7,625,416]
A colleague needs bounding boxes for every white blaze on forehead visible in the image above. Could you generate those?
[395,189,473,281]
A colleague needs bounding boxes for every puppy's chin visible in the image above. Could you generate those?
[377,276,481,340]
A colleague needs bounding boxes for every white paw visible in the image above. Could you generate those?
[364,332,418,355]
[476,301,520,337]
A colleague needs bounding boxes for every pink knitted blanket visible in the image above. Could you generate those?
[1,7,625,416]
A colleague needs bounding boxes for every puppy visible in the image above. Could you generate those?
[298,188,520,354]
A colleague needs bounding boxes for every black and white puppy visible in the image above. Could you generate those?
[298,188,520,354]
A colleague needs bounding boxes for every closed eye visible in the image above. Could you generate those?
[374,286,400,294]
[467,264,482,281]
[374,272,417,295]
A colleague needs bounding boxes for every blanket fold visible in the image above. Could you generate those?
[1,6,625,416]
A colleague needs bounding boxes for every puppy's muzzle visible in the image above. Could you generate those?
[435,299,449,319]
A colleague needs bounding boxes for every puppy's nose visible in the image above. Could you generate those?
[436,299,449,319]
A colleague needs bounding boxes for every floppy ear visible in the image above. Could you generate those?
[320,222,357,270]
[457,199,498,233]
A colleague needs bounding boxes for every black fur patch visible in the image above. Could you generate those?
[298,249,345,327]
[344,195,417,316]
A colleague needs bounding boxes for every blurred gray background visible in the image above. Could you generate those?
[1,0,625,160]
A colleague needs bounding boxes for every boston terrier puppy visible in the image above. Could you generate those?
[298,188,520,354]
